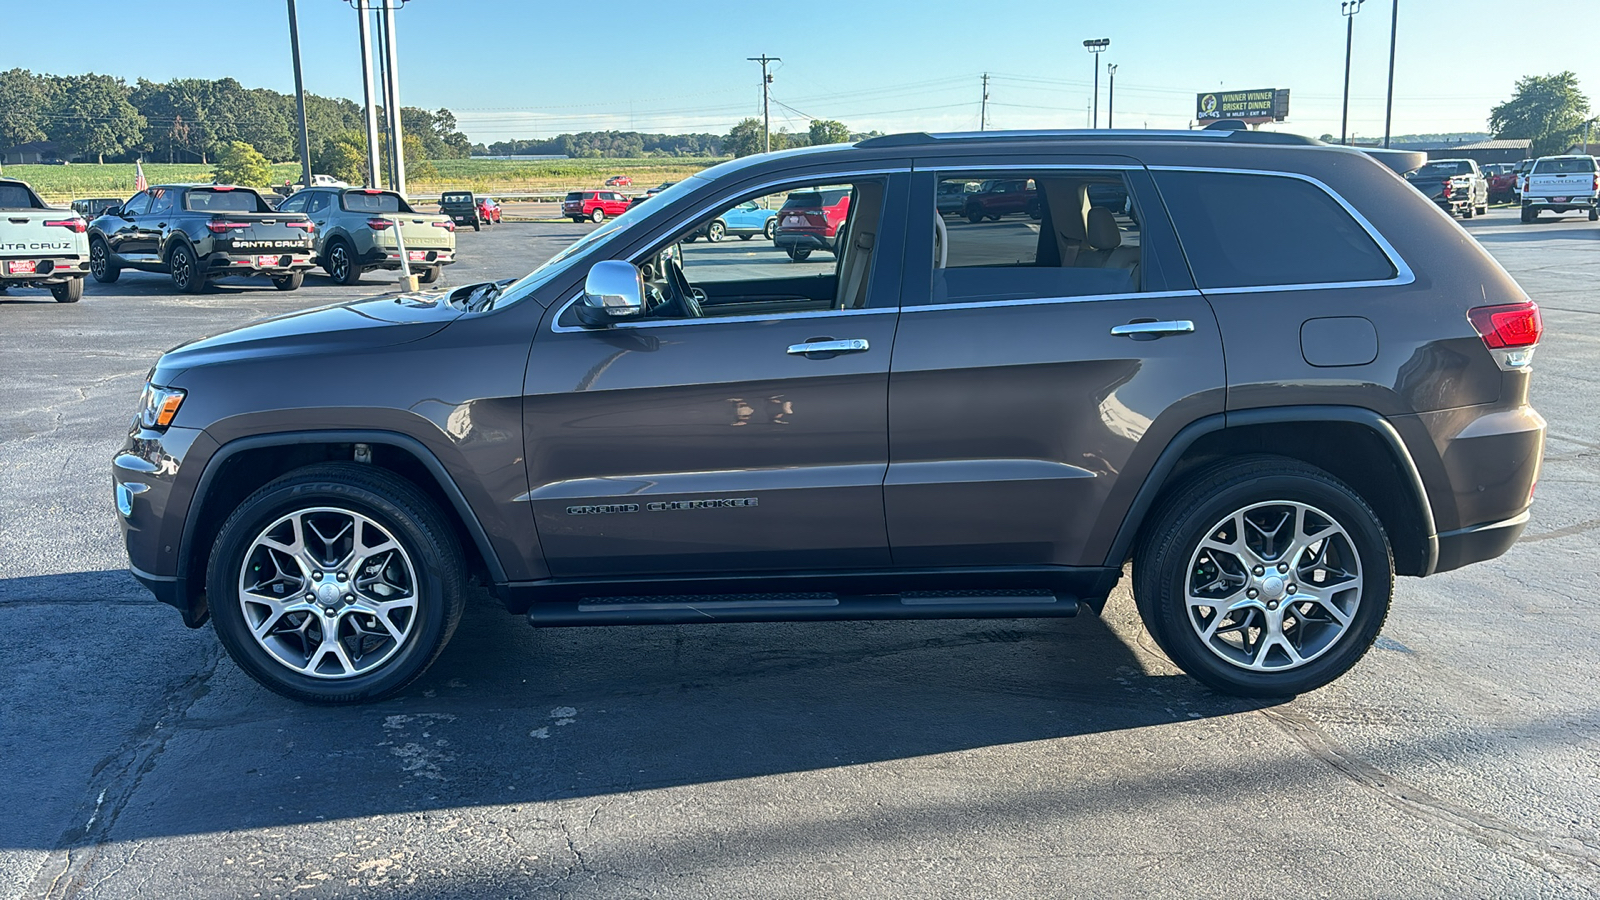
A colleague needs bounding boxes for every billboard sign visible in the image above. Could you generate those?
[1196,89,1290,123]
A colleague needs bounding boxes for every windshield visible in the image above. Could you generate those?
[185,189,268,212]
[1533,157,1597,174]
[342,191,412,213]
[491,175,712,308]
[1412,162,1471,178]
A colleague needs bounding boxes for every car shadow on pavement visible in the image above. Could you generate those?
[2,570,1276,849]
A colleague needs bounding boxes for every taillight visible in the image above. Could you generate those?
[1592,174,1597,192]
[367,218,394,230]
[44,218,85,233]
[431,220,454,231]
[286,220,314,231]
[205,220,251,233]
[1469,300,1542,370]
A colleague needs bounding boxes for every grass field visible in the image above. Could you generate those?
[7,157,729,203]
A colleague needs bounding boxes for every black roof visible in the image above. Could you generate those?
[856,129,1321,149]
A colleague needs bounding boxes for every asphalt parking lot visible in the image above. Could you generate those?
[2,210,1598,899]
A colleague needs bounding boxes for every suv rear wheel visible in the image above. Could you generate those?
[206,463,466,704]
[169,244,204,294]
[590,207,606,223]
[89,237,119,283]
[326,241,360,286]
[1132,455,1392,698]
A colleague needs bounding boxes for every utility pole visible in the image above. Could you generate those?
[286,0,312,192]
[374,6,393,186]
[354,0,382,187]
[381,0,406,197]
[1106,64,1117,129]
[747,54,780,153]
[980,73,989,131]
[1341,0,1364,146]
[1083,39,1110,128]
[1383,0,1398,148]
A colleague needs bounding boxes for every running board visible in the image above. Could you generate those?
[525,590,1079,627]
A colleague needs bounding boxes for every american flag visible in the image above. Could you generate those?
[134,159,148,192]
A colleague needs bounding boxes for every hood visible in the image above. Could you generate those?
[157,289,465,374]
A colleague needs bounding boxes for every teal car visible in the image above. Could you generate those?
[688,200,778,242]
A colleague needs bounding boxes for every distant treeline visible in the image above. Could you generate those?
[472,132,728,159]
[0,69,472,166]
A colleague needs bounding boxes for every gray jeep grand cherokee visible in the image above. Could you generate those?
[114,130,1546,705]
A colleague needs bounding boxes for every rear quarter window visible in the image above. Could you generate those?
[1153,170,1397,289]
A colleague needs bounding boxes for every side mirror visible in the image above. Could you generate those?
[577,260,645,327]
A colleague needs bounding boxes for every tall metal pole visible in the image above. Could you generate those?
[356,0,382,187]
[1083,39,1110,129]
[747,55,779,153]
[1341,1,1363,146]
[1383,0,1398,148]
[287,0,312,191]
[373,3,394,187]
[1107,64,1117,129]
[980,72,989,131]
[382,0,406,197]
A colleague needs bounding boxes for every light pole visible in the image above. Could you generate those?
[350,0,383,187]
[1341,0,1364,146]
[1383,0,1398,148]
[1083,38,1110,128]
[286,0,312,192]
[1106,64,1118,129]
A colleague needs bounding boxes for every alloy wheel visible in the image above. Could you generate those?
[330,246,350,282]
[1184,501,1362,672]
[237,506,419,679]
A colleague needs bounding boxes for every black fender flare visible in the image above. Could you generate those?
[176,430,509,624]
[1102,405,1439,575]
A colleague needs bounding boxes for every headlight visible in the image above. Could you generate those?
[138,383,186,430]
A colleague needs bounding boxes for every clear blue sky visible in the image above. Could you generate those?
[6,0,1600,143]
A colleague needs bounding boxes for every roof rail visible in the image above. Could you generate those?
[856,129,1322,149]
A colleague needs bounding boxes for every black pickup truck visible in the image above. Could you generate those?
[87,184,317,293]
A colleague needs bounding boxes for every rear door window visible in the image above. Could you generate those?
[1153,170,1397,290]
[1532,157,1597,174]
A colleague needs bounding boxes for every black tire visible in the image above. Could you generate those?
[168,244,205,294]
[472,219,480,232]
[51,277,84,303]
[786,247,811,262]
[571,217,585,224]
[417,266,441,285]
[1522,207,1538,224]
[1131,455,1393,698]
[271,272,304,291]
[590,207,605,223]
[1476,204,1488,216]
[1463,204,1474,219]
[1589,207,1598,222]
[684,234,699,243]
[706,220,725,242]
[89,237,119,284]
[206,463,466,705]
[326,241,360,286]
[967,208,983,224]
[764,218,777,240]
[739,234,754,241]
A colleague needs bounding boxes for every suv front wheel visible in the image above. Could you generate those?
[206,463,466,704]
[1132,455,1392,698]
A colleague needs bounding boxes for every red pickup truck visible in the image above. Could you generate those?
[962,178,1039,223]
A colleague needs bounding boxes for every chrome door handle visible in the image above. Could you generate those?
[787,338,869,355]
[1110,320,1195,338]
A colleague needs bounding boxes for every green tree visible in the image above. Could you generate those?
[0,69,52,150]
[725,118,768,157]
[808,119,850,145]
[1490,72,1592,158]
[315,130,369,185]
[50,74,145,163]
[212,140,273,187]
[402,133,437,181]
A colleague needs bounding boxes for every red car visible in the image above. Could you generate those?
[604,175,633,187]
[772,187,852,262]
[563,190,631,223]
[962,178,1039,222]
[476,197,501,225]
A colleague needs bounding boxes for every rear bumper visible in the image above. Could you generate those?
[1523,195,1598,210]
[774,233,834,253]
[358,247,456,270]
[206,252,316,275]
[1433,511,1530,574]
[1,256,88,283]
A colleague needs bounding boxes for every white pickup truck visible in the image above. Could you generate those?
[1520,155,1600,223]
[0,178,89,302]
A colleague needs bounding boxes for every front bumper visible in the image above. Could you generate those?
[114,424,209,625]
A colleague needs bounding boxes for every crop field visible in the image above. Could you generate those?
[8,157,728,204]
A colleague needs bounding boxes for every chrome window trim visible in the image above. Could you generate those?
[1146,164,1416,294]
[903,289,1203,315]
[549,166,909,335]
